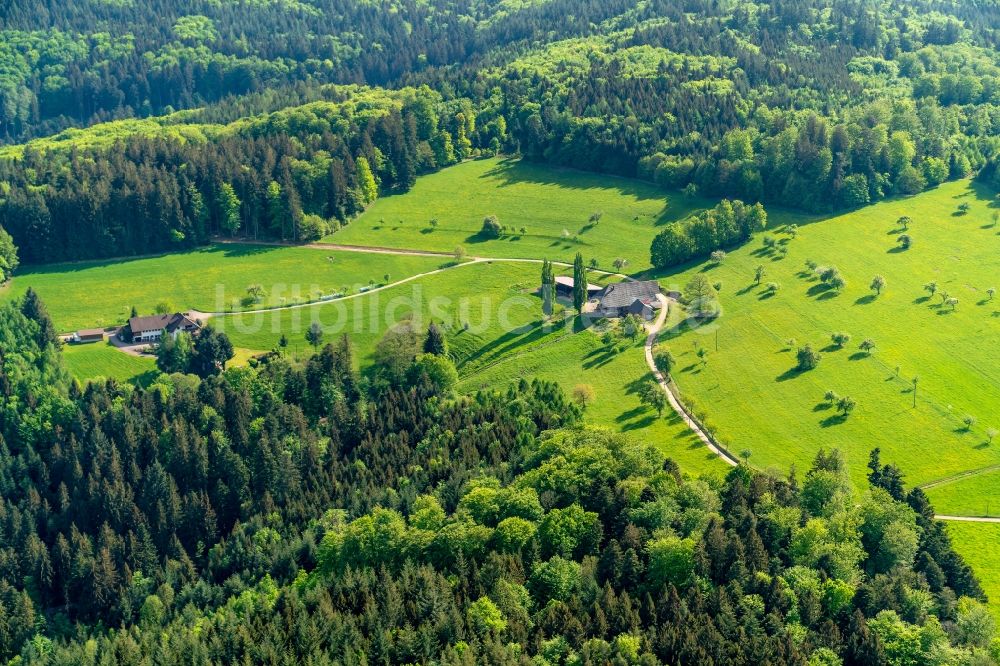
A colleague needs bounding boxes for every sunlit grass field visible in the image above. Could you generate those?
[0,244,445,332]
[946,522,1000,619]
[656,179,1000,488]
[62,342,157,386]
[326,157,711,270]
[458,326,730,477]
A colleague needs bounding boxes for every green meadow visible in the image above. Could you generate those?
[62,342,157,386]
[216,260,562,364]
[458,325,730,477]
[0,244,445,332]
[657,179,1000,488]
[946,522,1000,619]
[326,157,710,270]
[926,470,1000,517]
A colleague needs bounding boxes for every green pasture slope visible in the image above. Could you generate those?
[62,342,157,386]
[657,179,999,490]
[216,258,730,476]
[946,522,1000,620]
[217,260,566,364]
[0,244,445,332]
[326,157,710,270]
[926,470,1000,518]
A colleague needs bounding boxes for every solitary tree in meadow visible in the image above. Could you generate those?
[654,349,676,378]
[589,211,603,225]
[824,390,839,404]
[837,396,857,416]
[988,428,998,445]
[589,258,599,270]
[946,297,959,311]
[870,275,886,296]
[897,234,911,249]
[640,382,668,417]
[754,265,766,285]
[831,332,851,348]
[612,257,629,271]
[246,284,266,304]
[710,250,727,264]
[573,384,596,409]
[897,215,911,230]
[924,282,938,298]
[987,288,995,301]
[859,338,876,355]
[797,345,821,371]
[454,246,466,262]
[963,415,977,431]
[306,322,324,350]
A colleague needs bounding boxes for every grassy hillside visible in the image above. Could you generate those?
[947,522,1000,619]
[62,343,157,386]
[327,157,712,270]
[927,471,1000,517]
[216,260,557,363]
[0,244,446,332]
[458,326,729,477]
[216,256,729,476]
[656,179,1000,488]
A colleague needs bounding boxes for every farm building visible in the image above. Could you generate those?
[125,313,201,343]
[72,328,105,344]
[597,280,663,320]
[553,276,603,298]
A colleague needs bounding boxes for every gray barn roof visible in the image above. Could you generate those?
[599,280,661,309]
[554,276,603,293]
[128,313,200,333]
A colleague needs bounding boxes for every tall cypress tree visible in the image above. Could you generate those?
[541,259,554,317]
[573,253,586,313]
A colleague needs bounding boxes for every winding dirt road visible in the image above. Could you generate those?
[643,294,739,467]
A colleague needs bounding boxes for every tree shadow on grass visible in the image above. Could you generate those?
[817,291,839,301]
[820,414,848,427]
[583,350,619,370]
[616,406,647,423]
[913,296,930,304]
[886,246,908,254]
[813,402,833,412]
[776,367,805,382]
[736,283,758,296]
[807,283,831,297]
[623,415,658,431]
[849,352,869,361]
[855,294,876,305]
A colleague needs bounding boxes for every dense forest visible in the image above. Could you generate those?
[2,0,1000,263]
[0,288,992,663]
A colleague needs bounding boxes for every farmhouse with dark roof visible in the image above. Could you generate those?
[597,280,663,320]
[125,313,201,343]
